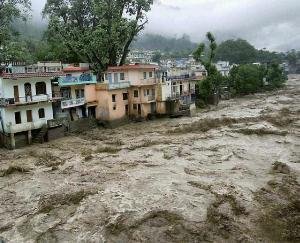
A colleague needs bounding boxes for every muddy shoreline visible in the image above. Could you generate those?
[0,75,299,242]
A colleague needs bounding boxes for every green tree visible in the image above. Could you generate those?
[0,0,31,62]
[193,32,223,105]
[43,0,153,79]
[215,39,257,64]
[286,50,297,66]
[266,63,286,89]
[229,64,265,95]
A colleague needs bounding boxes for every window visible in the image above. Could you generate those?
[113,105,117,110]
[123,93,128,100]
[61,87,71,99]
[134,90,139,98]
[38,108,45,119]
[26,110,33,122]
[36,82,47,95]
[112,94,116,102]
[120,73,125,80]
[15,112,21,124]
[149,72,153,78]
[152,89,155,96]
[107,73,112,83]
[75,89,84,98]
[133,104,137,110]
[104,73,108,80]
[143,72,147,79]
[125,105,129,115]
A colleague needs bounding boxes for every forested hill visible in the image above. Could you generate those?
[132,34,197,53]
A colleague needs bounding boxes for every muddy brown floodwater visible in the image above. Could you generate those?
[0,75,299,243]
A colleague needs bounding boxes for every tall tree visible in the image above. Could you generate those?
[0,0,31,62]
[193,32,223,105]
[43,0,153,79]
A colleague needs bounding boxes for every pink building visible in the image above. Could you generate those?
[88,64,162,124]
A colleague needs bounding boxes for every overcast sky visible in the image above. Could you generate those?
[32,0,300,52]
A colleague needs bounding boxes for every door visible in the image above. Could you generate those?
[180,85,183,95]
[26,110,33,122]
[89,106,96,118]
[125,105,129,116]
[114,73,118,83]
[151,102,156,114]
[24,83,32,102]
[138,104,141,116]
[14,85,19,102]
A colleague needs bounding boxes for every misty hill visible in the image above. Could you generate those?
[132,34,197,54]
[13,20,47,40]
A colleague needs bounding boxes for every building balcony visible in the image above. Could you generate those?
[58,74,97,86]
[61,97,85,109]
[148,95,156,102]
[0,94,60,107]
[6,119,48,134]
[131,79,157,86]
[96,81,131,90]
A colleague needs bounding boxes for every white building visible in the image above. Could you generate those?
[215,61,231,76]
[127,50,155,64]
[0,63,62,149]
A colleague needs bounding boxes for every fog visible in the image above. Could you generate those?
[32,0,300,51]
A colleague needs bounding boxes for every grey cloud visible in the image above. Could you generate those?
[31,0,300,51]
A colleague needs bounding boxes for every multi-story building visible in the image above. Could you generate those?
[54,64,97,120]
[127,50,155,64]
[87,64,159,124]
[0,62,63,149]
[165,67,198,105]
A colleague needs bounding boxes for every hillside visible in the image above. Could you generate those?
[132,33,197,53]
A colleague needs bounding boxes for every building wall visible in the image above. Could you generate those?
[85,84,97,102]
[129,85,156,104]
[95,88,129,122]
[105,69,157,86]
[0,103,53,134]
[0,77,52,99]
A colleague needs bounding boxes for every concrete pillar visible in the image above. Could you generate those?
[27,130,32,145]
[10,133,15,150]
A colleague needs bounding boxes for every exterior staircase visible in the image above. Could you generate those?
[33,125,48,144]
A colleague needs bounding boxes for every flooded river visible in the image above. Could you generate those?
[0,75,299,242]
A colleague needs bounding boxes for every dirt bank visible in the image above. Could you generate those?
[0,75,299,242]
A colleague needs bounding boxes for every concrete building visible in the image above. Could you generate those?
[127,50,155,64]
[89,64,159,123]
[54,64,97,120]
[0,63,62,149]
[215,61,231,76]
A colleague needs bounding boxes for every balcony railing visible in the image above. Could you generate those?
[0,94,59,107]
[61,97,85,109]
[148,95,156,102]
[131,79,157,86]
[58,74,97,86]
[108,81,131,90]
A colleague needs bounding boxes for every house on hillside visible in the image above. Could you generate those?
[0,62,62,149]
